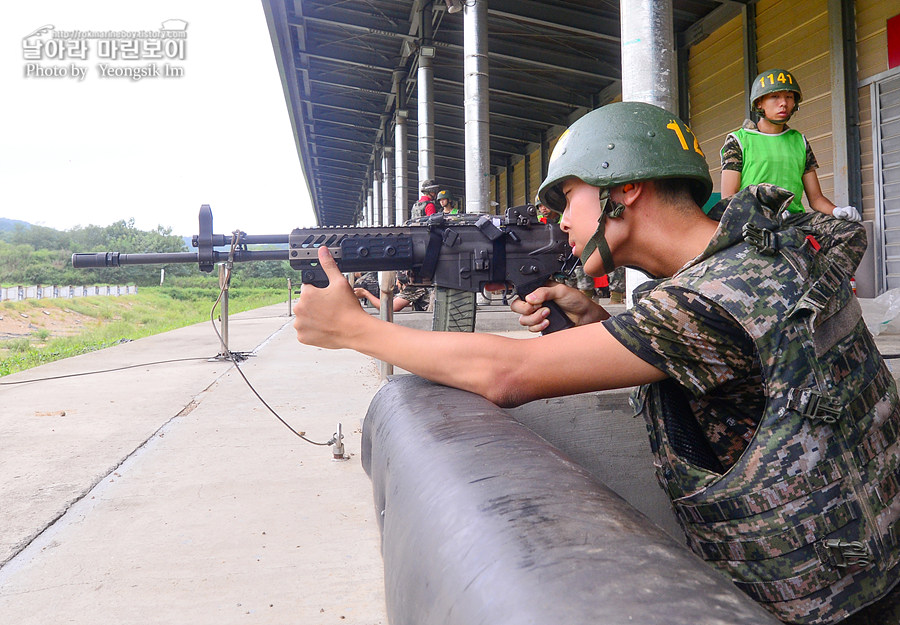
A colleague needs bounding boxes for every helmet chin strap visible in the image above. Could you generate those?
[578,187,626,273]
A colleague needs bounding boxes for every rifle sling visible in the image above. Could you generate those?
[420,229,444,280]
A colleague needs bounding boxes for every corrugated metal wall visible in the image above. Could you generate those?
[687,14,745,194]
[512,158,526,206]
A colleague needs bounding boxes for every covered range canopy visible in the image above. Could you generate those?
[262,0,753,226]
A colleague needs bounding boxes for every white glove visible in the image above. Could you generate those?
[833,206,861,222]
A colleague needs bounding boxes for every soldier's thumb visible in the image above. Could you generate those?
[317,245,344,283]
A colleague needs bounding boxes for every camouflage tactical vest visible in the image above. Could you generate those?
[411,198,433,219]
[632,185,900,624]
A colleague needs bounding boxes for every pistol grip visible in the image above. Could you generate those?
[541,300,576,335]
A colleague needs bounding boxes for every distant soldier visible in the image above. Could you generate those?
[352,271,379,301]
[721,68,860,221]
[437,190,457,215]
[354,271,431,312]
[607,267,625,303]
[535,199,556,224]
[411,180,440,219]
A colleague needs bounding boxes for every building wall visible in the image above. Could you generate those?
[512,158,526,206]
[497,168,508,212]
[857,0,894,218]
[687,13,745,194]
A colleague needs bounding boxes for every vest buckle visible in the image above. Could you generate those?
[816,539,871,568]
[787,388,842,424]
[742,223,778,256]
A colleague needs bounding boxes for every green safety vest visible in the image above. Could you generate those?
[732,127,807,213]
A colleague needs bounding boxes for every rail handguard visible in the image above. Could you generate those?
[73,204,577,333]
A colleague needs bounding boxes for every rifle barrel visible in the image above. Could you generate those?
[71,249,289,268]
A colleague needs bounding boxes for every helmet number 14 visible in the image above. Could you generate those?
[666,121,705,157]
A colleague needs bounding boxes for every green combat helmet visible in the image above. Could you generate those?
[436,189,457,214]
[537,101,712,273]
[749,68,802,118]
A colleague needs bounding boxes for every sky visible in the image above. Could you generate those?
[0,0,317,239]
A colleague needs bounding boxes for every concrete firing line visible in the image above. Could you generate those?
[0,315,297,579]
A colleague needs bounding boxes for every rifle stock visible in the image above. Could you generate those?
[72,204,577,333]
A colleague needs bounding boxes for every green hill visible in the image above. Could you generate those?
[0,218,32,232]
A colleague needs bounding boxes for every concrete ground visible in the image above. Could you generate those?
[2,298,900,624]
[0,304,390,625]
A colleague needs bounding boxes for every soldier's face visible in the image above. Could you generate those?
[757,91,796,121]
[558,178,606,273]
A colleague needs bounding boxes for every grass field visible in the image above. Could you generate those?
[0,285,292,376]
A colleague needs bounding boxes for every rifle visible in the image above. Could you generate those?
[72,204,577,333]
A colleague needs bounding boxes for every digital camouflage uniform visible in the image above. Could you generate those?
[354,272,380,299]
[607,184,900,624]
[608,266,626,295]
[564,264,594,291]
[399,285,431,311]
